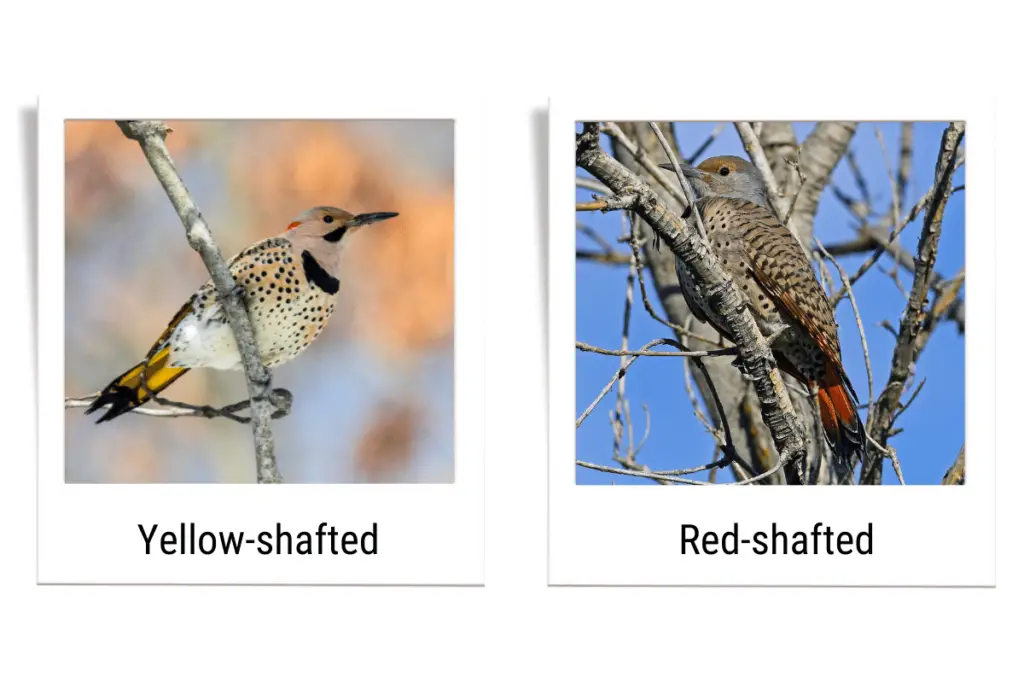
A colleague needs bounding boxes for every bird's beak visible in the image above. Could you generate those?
[658,161,702,179]
[348,212,399,227]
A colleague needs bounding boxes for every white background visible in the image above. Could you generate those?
[550,99,995,586]
[2,1,1022,681]
[37,95,484,585]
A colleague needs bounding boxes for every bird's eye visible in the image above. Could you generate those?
[719,166,731,176]
[323,215,334,224]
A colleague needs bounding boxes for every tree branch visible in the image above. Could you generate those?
[821,222,966,334]
[942,445,965,485]
[828,150,966,331]
[787,122,858,246]
[735,122,791,223]
[115,120,283,484]
[861,121,965,484]
[66,390,293,423]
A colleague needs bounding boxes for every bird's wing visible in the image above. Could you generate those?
[141,237,294,361]
[701,196,857,398]
[142,293,199,360]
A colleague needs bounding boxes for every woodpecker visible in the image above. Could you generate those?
[86,207,398,423]
[661,155,865,465]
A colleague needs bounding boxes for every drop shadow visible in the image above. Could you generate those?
[21,106,38,377]
[530,106,549,396]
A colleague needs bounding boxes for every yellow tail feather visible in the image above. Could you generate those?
[85,348,190,423]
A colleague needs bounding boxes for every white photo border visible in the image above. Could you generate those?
[549,99,994,586]
[39,94,485,585]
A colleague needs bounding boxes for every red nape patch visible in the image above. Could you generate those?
[286,221,301,231]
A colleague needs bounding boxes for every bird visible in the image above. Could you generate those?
[659,155,866,466]
[85,206,399,423]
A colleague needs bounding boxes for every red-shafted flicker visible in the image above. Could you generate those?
[660,155,866,464]
[86,207,398,423]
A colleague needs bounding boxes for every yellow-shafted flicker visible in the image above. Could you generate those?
[86,207,398,423]
[660,155,866,464]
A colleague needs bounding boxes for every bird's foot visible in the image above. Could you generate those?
[731,356,756,381]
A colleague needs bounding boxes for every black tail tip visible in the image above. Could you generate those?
[84,386,140,424]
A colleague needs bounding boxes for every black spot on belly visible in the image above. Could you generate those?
[301,250,339,295]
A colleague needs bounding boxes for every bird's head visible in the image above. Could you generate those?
[659,155,768,207]
[285,206,399,243]
[282,206,399,285]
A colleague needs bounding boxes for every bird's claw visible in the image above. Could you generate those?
[731,356,756,381]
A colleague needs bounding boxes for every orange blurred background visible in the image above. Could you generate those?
[64,120,454,483]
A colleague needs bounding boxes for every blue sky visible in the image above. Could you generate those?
[575,122,966,485]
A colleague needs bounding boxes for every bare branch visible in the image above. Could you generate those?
[66,390,292,423]
[861,121,965,484]
[575,460,711,485]
[735,122,790,223]
[942,445,965,485]
[846,149,873,210]
[875,126,902,240]
[786,122,858,246]
[577,177,613,196]
[649,122,708,242]
[829,151,966,330]
[686,122,725,164]
[897,122,913,209]
[757,123,800,198]
[821,221,965,334]
[576,340,736,359]
[600,122,693,211]
[577,194,637,212]
[612,213,636,466]
[115,120,283,484]
[576,249,635,265]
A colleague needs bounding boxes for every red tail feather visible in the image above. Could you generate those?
[815,364,866,465]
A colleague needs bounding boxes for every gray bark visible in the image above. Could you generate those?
[117,120,283,484]
[861,122,965,484]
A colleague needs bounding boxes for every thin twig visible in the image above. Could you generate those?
[577,338,706,428]
[830,153,965,307]
[686,122,726,164]
[691,356,740,469]
[577,194,637,212]
[648,122,708,242]
[897,122,913,210]
[576,249,635,265]
[65,394,276,421]
[627,221,724,348]
[600,122,693,210]
[612,212,636,465]
[576,222,615,252]
[816,239,874,429]
[891,377,926,425]
[875,126,902,239]
[576,340,736,359]
[846,149,873,210]
[575,460,711,485]
[577,177,613,195]
[734,122,791,224]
